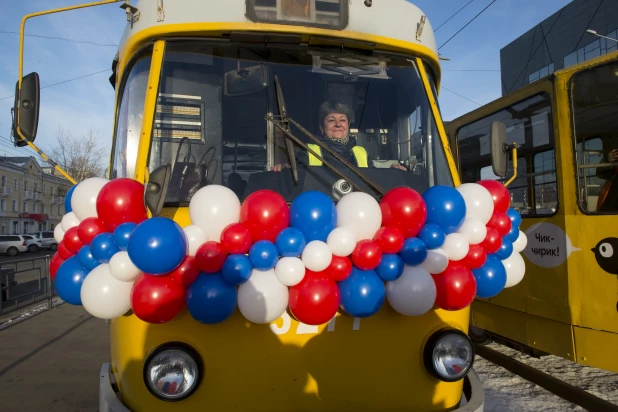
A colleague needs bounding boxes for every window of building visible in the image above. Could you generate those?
[42,205,46,214]
[33,203,37,213]
[24,181,28,190]
[564,30,618,68]
[33,182,37,192]
[43,184,46,194]
[528,63,555,84]
[13,179,17,189]
[571,60,618,214]
[51,205,55,216]
[0,199,5,211]
[22,202,27,213]
[12,200,17,212]
[456,92,556,216]
[1,176,5,187]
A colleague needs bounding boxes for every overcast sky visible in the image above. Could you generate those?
[0,0,572,161]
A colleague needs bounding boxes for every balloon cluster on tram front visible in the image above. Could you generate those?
[50,176,527,326]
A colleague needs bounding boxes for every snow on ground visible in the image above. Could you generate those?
[475,342,618,411]
[0,297,64,330]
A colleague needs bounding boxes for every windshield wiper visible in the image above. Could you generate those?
[266,75,386,196]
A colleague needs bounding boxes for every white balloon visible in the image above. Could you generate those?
[54,224,65,243]
[71,177,109,221]
[238,269,289,324]
[189,185,241,241]
[386,265,437,316]
[442,233,470,262]
[109,251,141,282]
[503,253,526,288]
[457,183,494,225]
[183,225,208,256]
[513,230,528,253]
[326,227,357,257]
[301,240,333,272]
[456,218,487,245]
[274,257,306,287]
[336,192,382,240]
[421,248,449,274]
[80,264,133,320]
[61,212,80,232]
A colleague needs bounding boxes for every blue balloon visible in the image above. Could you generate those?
[65,185,76,213]
[275,227,307,257]
[339,267,385,318]
[249,240,279,271]
[422,185,467,234]
[113,222,137,251]
[290,190,337,242]
[78,245,100,271]
[375,254,404,281]
[399,237,428,266]
[418,223,446,249]
[127,217,187,275]
[91,233,119,263]
[473,255,507,298]
[222,254,253,285]
[54,256,88,305]
[506,208,522,229]
[495,239,514,260]
[186,273,237,324]
[504,224,519,243]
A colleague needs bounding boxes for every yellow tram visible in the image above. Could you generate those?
[446,50,618,374]
[10,1,500,410]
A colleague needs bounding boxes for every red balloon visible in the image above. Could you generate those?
[373,226,404,254]
[432,262,477,311]
[49,253,65,281]
[478,180,510,214]
[195,241,226,273]
[77,217,107,245]
[325,255,353,281]
[289,270,340,325]
[57,241,74,260]
[220,223,253,254]
[63,227,84,254]
[130,274,185,324]
[461,244,487,270]
[169,256,200,288]
[487,212,512,237]
[240,190,290,242]
[481,227,502,254]
[96,178,148,231]
[380,187,427,238]
[351,240,383,271]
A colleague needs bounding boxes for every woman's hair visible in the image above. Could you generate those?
[319,100,352,126]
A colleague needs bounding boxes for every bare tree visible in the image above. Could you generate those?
[50,127,108,182]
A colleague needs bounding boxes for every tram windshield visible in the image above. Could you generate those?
[112,41,453,204]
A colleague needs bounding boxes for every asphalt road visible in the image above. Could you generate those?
[0,249,55,314]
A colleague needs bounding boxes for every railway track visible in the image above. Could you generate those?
[475,343,618,411]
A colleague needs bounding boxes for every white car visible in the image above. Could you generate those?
[20,234,44,253]
[0,235,29,257]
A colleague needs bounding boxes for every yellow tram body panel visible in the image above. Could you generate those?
[447,51,618,373]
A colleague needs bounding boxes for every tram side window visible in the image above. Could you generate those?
[571,61,618,214]
[456,92,556,216]
[112,51,152,179]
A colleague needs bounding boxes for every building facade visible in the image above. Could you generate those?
[0,157,73,234]
[500,0,618,95]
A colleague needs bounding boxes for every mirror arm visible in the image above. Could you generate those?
[503,143,519,188]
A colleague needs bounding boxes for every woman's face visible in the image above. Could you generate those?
[322,112,349,140]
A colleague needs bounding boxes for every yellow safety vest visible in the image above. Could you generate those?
[307,144,368,167]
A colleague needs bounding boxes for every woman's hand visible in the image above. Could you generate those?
[390,163,407,171]
[271,164,290,172]
[609,149,618,163]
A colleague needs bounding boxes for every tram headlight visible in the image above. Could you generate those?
[144,345,201,401]
[424,329,474,382]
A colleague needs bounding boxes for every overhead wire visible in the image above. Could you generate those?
[438,0,498,50]
[0,31,118,47]
[434,0,475,32]
[441,86,482,106]
[0,69,111,101]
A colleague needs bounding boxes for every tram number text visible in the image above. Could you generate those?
[269,312,361,335]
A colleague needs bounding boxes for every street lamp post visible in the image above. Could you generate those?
[587,29,618,43]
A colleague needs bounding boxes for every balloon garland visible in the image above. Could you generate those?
[50,177,527,326]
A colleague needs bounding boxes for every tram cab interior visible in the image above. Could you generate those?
[127,41,453,208]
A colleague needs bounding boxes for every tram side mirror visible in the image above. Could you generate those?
[144,164,171,217]
[224,64,268,96]
[490,121,509,178]
[11,72,40,147]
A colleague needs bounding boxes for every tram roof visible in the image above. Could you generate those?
[116,0,439,76]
